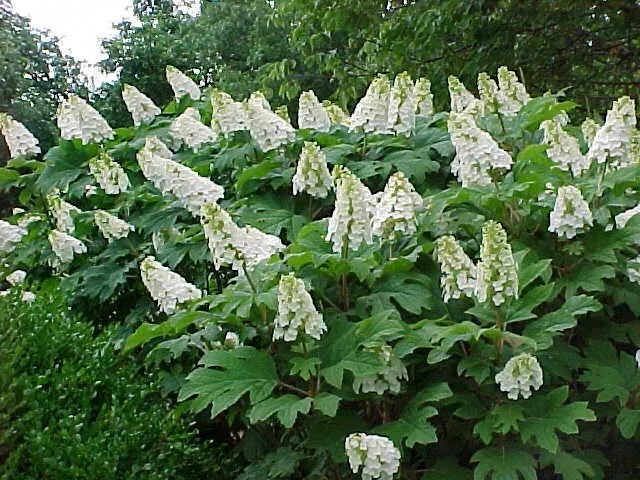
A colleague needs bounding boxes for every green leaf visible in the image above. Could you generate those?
[539,450,594,480]
[505,283,555,324]
[421,457,473,480]
[583,216,640,263]
[471,444,537,480]
[313,393,341,417]
[179,347,279,418]
[235,159,284,195]
[125,311,216,351]
[234,194,309,240]
[616,407,640,439]
[519,387,596,453]
[563,264,616,297]
[249,394,312,428]
[289,356,321,381]
[474,404,525,444]
[374,406,438,448]
[36,140,98,192]
[357,272,435,315]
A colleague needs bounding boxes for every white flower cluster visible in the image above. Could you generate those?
[137,137,224,216]
[434,235,477,302]
[587,96,637,169]
[6,270,26,286]
[298,90,331,131]
[94,210,134,242]
[273,273,326,342]
[345,433,401,480]
[166,65,201,100]
[326,166,374,253]
[541,118,590,176]
[351,75,391,134]
[21,291,36,303]
[47,192,80,234]
[274,105,291,123]
[0,113,40,159]
[122,84,161,126]
[353,344,407,395]
[475,221,518,306]
[248,91,271,111]
[292,141,333,198]
[387,72,416,136]
[413,77,434,117]
[322,100,351,127]
[210,89,247,135]
[48,229,87,264]
[200,202,283,272]
[57,95,114,144]
[581,118,599,148]
[88,153,130,195]
[140,256,202,314]
[615,204,640,229]
[244,102,296,152]
[0,220,26,254]
[372,171,423,240]
[448,76,481,115]
[549,186,593,239]
[495,66,530,116]
[477,72,499,115]
[448,112,513,187]
[627,256,640,284]
[495,353,543,400]
[169,107,217,152]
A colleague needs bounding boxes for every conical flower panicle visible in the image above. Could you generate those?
[88,153,130,195]
[387,72,415,136]
[345,433,401,480]
[0,114,40,159]
[236,225,284,269]
[352,344,407,395]
[57,95,114,145]
[615,203,640,229]
[122,84,161,126]
[549,185,593,239]
[477,72,499,116]
[298,90,331,131]
[448,112,513,187]
[434,235,477,302]
[244,102,296,152]
[448,76,481,115]
[587,96,637,169]
[495,353,543,400]
[166,65,201,100]
[581,118,599,148]
[210,89,248,135]
[322,100,351,127]
[475,221,518,306]
[350,75,391,134]
[94,210,134,242]
[169,107,217,152]
[47,191,80,234]
[495,66,530,116]
[292,141,333,198]
[413,78,434,117]
[248,91,271,111]
[6,269,26,286]
[326,166,375,253]
[541,118,590,176]
[372,171,423,240]
[0,220,26,254]
[140,256,202,315]
[273,273,326,342]
[48,229,87,264]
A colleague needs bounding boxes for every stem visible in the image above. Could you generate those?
[243,261,267,323]
[494,306,506,365]
[279,381,312,397]
[340,240,350,310]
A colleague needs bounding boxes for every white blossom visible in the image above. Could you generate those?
[57,95,114,144]
[541,118,590,176]
[413,78,434,117]
[372,171,423,240]
[94,210,134,242]
[298,90,331,132]
[88,153,130,195]
[635,349,640,368]
[345,434,401,480]
[137,137,224,216]
[448,76,481,115]
[353,344,407,395]
[549,185,593,239]
[387,72,415,136]
[581,118,599,148]
[477,72,499,116]
[615,204,640,229]
[122,84,161,126]
[292,141,332,198]
[495,353,543,400]
[224,332,240,349]
[140,256,202,315]
[166,65,201,100]
[0,291,8,297]
[244,102,296,152]
[16,213,41,230]
[0,113,40,158]
[274,105,291,123]
[169,107,217,152]
[587,96,637,169]
[495,66,530,116]
[0,220,26,254]
[210,89,247,135]
[21,291,36,303]
[273,273,326,342]
[326,166,375,253]
[434,235,477,302]
[248,91,271,111]
[236,225,284,270]
[48,230,87,264]
[627,256,640,284]
[448,112,513,187]
[475,221,518,306]
[350,75,391,134]
[322,100,351,127]
[6,270,26,286]
[47,192,80,234]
